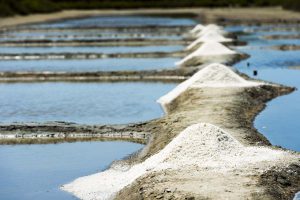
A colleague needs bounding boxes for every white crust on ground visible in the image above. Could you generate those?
[157,63,262,110]
[61,123,295,200]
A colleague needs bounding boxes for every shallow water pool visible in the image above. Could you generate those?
[28,15,196,28]
[232,24,300,152]
[0,57,179,72]
[0,82,176,124]
[0,45,184,54]
[0,141,143,200]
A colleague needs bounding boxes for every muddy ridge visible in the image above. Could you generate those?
[0,121,150,145]
[0,51,186,60]
[0,68,198,82]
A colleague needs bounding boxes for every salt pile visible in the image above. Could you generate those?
[191,63,262,88]
[176,42,236,66]
[195,24,225,37]
[189,24,205,34]
[196,27,226,37]
[188,24,226,38]
[62,123,289,200]
[186,31,233,50]
[158,63,262,110]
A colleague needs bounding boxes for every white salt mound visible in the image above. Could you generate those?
[188,24,225,38]
[186,31,233,50]
[195,24,226,37]
[62,123,289,200]
[196,27,226,37]
[176,42,236,66]
[157,63,262,109]
[205,24,222,30]
[189,24,205,34]
[191,63,262,88]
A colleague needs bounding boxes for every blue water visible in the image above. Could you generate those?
[0,141,143,200]
[231,24,300,152]
[226,24,300,47]
[0,45,183,54]
[0,82,176,124]
[28,15,196,28]
[0,58,178,72]
[0,15,184,200]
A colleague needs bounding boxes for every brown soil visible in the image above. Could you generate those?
[0,68,197,83]
[272,44,300,51]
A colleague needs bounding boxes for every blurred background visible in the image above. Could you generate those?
[0,0,299,17]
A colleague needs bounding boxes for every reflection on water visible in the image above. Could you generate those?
[232,24,300,152]
[0,58,179,72]
[0,82,176,124]
[0,141,143,200]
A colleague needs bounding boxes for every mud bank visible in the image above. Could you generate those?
[0,68,198,83]
[0,38,191,47]
[0,51,186,60]
[271,44,300,51]
[0,25,192,34]
[0,38,244,47]
[264,34,300,40]
[0,122,149,145]
[0,40,245,47]
[288,66,300,70]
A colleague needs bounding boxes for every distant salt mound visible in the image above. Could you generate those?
[186,31,233,50]
[62,122,288,200]
[195,24,226,37]
[176,42,236,66]
[191,63,262,88]
[189,24,205,34]
[188,24,225,38]
[158,63,262,109]
[196,28,226,38]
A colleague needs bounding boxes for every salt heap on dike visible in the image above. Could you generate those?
[62,121,290,200]
[195,24,225,37]
[186,31,233,50]
[158,63,262,110]
[189,24,205,34]
[176,41,236,66]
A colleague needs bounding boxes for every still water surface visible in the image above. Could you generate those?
[29,15,196,28]
[0,82,175,124]
[0,141,143,200]
[231,24,300,151]
[0,15,184,200]
[0,58,179,72]
[0,45,183,54]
